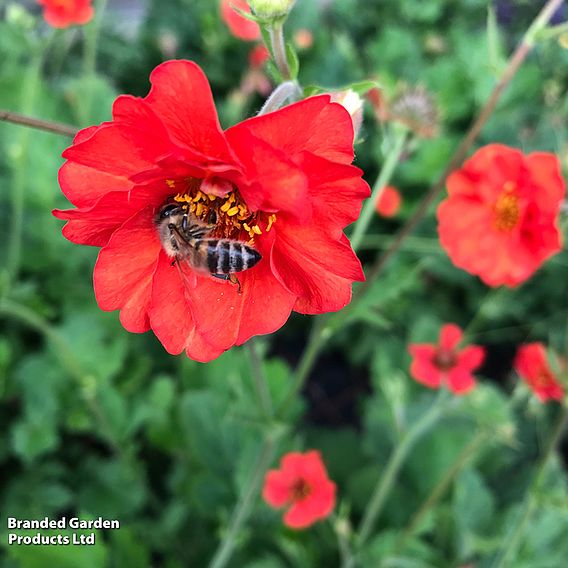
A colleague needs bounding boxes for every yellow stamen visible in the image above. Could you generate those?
[227,206,239,216]
[251,225,262,235]
[166,179,176,189]
[220,201,232,213]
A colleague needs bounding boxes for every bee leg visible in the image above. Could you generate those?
[229,274,242,295]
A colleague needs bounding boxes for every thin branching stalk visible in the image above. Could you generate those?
[247,341,274,419]
[356,390,452,550]
[0,109,78,137]
[398,430,488,546]
[208,436,277,568]
[350,128,408,252]
[491,405,568,568]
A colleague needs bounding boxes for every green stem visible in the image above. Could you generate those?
[399,430,488,545]
[208,436,276,568]
[2,48,46,296]
[535,20,568,41]
[80,0,108,124]
[277,315,329,417]
[356,390,451,548]
[246,341,273,419]
[491,405,568,568]
[268,23,291,81]
[350,129,408,252]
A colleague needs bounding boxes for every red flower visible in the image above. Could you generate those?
[514,343,565,403]
[438,144,565,287]
[53,60,369,362]
[37,0,94,28]
[248,44,270,69]
[263,451,336,529]
[220,0,260,41]
[375,185,401,218]
[408,324,485,394]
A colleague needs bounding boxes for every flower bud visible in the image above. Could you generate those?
[329,90,364,139]
[247,0,296,21]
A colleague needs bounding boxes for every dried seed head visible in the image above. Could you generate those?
[389,86,439,138]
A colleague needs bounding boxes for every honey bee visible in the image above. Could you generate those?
[156,201,262,293]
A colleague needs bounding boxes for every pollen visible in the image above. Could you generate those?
[494,192,520,231]
[166,179,176,189]
[167,179,278,243]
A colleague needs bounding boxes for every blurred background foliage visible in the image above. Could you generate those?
[0,0,568,566]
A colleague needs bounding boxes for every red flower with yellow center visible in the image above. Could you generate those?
[53,60,369,362]
[408,324,485,394]
[263,450,336,529]
[514,343,565,403]
[37,0,94,28]
[437,144,565,287]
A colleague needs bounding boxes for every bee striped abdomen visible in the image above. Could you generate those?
[201,239,261,275]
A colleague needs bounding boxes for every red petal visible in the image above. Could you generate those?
[186,251,296,350]
[93,207,161,333]
[145,60,234,162]
[446,368,476,395]
[457,345,485,371]
[226,96,355,164]
[271,224,363,314]
[225,128,309,219]
[408,345,442,388]
[263,471,291,508]
[439,324,463,350]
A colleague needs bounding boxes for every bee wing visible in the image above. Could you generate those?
[174,257,198,294]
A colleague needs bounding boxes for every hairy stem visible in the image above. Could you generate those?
[0,110,78,137]
[258,81,302,115]
[269,23,291,81]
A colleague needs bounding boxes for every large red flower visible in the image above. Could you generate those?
[220,0,260,41]
[263,450,336,529]
[37,0,94,28]
[53,60,369,362]
[408,324,485,394]
[437,144,565,287]
[514,343,565,403]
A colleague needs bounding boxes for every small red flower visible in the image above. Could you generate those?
[375,186,401,218]
[53,60,369,362]
[263,450,336,529]
[514,343,565,403]
[37,0,93,28]
[220,0,260,41]
[248,44,270,69]
[438,144,565,287]
[408,324,485,394]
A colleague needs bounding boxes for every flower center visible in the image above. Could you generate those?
[433,348,457,371]
[533,368,556,389]
[493,182,520,232]
[166,178,276,244]
[291,479,312,501]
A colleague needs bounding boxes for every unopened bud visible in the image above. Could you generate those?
[330,89,364,139]
[248,0,296,21]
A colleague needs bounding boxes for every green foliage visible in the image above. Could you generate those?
[1,0,567,567]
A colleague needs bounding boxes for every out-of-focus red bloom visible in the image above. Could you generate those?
[514,343,565,403]
[248,44,270,69]
[220,0,260,41]
[375,186,401,218]
[37,0,93,28]
[263,451,336,529]
[438,145,565,287]
[408,324,485,394]
[294,28,313,49]
[53,60,369,362]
